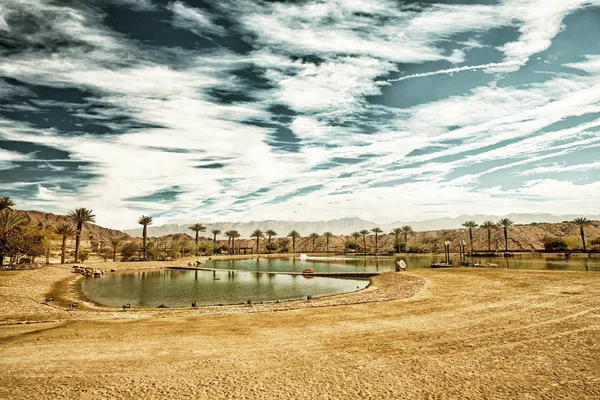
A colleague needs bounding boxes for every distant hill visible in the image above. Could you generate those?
[123,214,600,239]
[18,210,129,241]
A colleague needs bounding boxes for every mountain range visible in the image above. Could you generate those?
[122,214,600,238]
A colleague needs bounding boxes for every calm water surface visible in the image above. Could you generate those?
[207,255,600,272]
[82,269,368,307]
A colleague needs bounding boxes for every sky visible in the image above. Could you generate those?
[1,0,599,230]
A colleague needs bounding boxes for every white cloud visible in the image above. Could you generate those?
[167,1,225,36]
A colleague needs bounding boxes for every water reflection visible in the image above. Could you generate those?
[82,269,368,307]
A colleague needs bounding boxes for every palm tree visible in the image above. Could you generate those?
[229,230,240,254]
[287,230,301,253]
[391,228,402,252]
[0,209,26,265]
[54,223,76,264]
[498,218,514,252]
[69,207,96,263]
[573,217,590,252]
[359,229,369,254]
[0,197,15,211]
[462,221,478,253]
[110,237,123,261]
[480,221,496,252]
[224,230,233,248]
[211,229,221,243]
[309,232,319,252]
[250,229,264,254]
[137,215,153,260]
[323,232,334,253]
[265,229,277,244]
[401,225,413,252]
[371,227,383,254]
[188,223,206,256]
[351,231,361,253]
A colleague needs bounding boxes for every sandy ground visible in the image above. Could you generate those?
[1,259,599,399]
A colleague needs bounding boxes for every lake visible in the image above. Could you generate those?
[81,268,369,308]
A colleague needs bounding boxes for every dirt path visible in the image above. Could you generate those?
[1,267,599,399]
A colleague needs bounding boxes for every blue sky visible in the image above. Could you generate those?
[0,0,599,229]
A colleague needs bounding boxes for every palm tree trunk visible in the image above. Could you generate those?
[256,237,260,254]
[487,229,491,252]
[504,228,508,252]
[74,222,82,263]
[61,237,66,264]
[213,234,217,243]
[113,246,117,261]
[326,238,329,253]
[374,234,378,254]
[232,237,235,255]
[292,238,295,253]
[404,233,408,251]
[142,226,147,260]
[362,236,366,254]
[580,226,586,252]
[469,229,474,253]
[195,232,199,256]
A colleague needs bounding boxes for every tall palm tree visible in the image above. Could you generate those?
[371,227,383,254]
[54,223,76,264]
[211,229,221,243]
[188,223,206,256]
[309,232,319,252]
[480,221,496,252]
[287,230,301,253]
[229,230,240,254]
[323,232,334,253]
[138,215,153,260]
[0,209,26,265]
[498,218,514,252]
[351,231,361,253]
[224,230,233,248]
[0,197,15,211]
[69,207,96,263]
[359,229,369,254]
[573,217,590,252]
[391,227,402,252]
[265,229,277,243]
[250,229,264,254]
[462,220,478,253]
[401,225,413,251]
[110,237,123,261]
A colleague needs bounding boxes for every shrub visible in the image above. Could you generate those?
[543,237,568,252]
[79,250,90,262]
[121,242,139,261]
[265,242,279,253]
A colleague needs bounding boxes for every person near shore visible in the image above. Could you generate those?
[395,259,407,271]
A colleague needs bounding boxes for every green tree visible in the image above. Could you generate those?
[287,230,301,253]
[226,230,240,254]
[371,227,383,254]
[498,218,514,252]
[401,225,413,252]
[573,217,590,252]
[480,221,496,252]
[137,215,153,260]
[69,207,96,263]
[462,220,478,253]
[391,227,402,252]
[309,232,319,252]
[265,229,277,243]
[0,210,26,265]
[351,232,361,253]
[359,229,369,254]
[250,229,264,254]
[323,232,334,253]
[0,197,15,211]
[54,223,76,264]
[211,229,221,243]
[110,237,123,261]
[120,242,139,261]
[188,223,206,256]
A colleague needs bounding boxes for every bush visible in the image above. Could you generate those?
[214,244,229,254]
[265,242,279,253]
[345,241,360,252]
[121,242,139,261]
[543,237,568,252]
[79,250,90,262]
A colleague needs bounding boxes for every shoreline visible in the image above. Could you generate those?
[0,256,425,325]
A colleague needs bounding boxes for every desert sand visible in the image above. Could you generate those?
[1,258,599,399]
